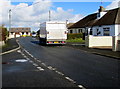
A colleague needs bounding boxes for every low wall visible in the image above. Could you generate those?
[85,35,112,49]
[112,36,120,51]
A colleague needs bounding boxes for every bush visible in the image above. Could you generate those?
[67,33,83,39]
[0,26,8,41]
[66,38,85,43]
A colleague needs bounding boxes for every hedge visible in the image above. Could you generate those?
[67,33,83,39]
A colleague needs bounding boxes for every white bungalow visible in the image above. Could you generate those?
[9,27,31,38]
[92,7,120,36]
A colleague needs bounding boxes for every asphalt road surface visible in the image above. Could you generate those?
[3,37,120,88]
[2,48,78,88]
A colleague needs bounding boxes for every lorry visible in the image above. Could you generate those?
[39,21,67,44]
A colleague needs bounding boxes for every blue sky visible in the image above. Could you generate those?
[11,2,111,16]
[52,2,111,15]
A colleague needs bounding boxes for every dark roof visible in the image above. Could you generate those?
[68,7,120,29]
[68,13,97,29]
[9,27,31,32]
[93,8,120,26]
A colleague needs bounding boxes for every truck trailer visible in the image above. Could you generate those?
[39,21,67,44]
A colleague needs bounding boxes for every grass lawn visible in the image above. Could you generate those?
[66,38,85,43]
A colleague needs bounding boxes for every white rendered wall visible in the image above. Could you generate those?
[115,25,120,36]
[85,35,112,48]
[9,33,15,38]
[112,36,120,51]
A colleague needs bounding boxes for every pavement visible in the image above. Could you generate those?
[67,42,120,59]
[2,38,19,53]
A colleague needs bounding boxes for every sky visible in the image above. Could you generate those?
[0,0,120,31]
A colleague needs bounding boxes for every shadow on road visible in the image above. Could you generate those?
[31,41,40,45]
[31,41,65,47]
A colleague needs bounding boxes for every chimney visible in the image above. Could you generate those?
[99,6,105,12]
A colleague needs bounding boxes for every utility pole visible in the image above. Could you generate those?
[49,10,51,21]
[9,9,11,31]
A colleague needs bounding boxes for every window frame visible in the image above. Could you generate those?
[103,27,110,36]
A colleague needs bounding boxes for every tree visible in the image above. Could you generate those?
[0,25,8,41]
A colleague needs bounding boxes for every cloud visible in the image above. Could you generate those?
[0,0,82,31]
[106,0,120,10]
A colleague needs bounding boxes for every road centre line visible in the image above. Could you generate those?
[37,67,44,71]
[47,66,56,71]
[41,63,47,67]
[65,77,76,84]
[78,85,86,89]
[55,70,64,76]
[37,60,41,63]
[26,58,30,60]
[33,63,38,67]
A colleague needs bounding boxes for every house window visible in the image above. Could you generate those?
[22,32,24,35]
[97,29,101,35]
[78,29,82,33]
[70,30,73,33]
[103,27,110,36]
[26,32,28,35]
[11,32,13,35]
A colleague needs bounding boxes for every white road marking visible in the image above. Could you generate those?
[55,70,64,76]
[37,60,41,63]
[78,85,86,89]
[26,58,30,60]
[48,66,56,70]
[15,59,28,62]
[29,60,33,63]
[23,55,27,58]
[17,50,21,53]
[65,77,76,83]
[41,63,47,67]
[21,53,25,56]
[33,63,38,66]
[31,55,34,58]
[37,67,44,71]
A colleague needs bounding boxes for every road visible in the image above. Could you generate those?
[2,37,120,88]
[17,37,119,88]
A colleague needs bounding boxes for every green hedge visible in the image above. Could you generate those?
[67,33,83,39]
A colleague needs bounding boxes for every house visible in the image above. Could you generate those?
[92,7,120,36]
[68,6,120,50]
[67,23,74,33]
[68,13,98,35]
[9,27,31,38]
[68,6,108,35]
[68,6,120,37]
[85,7,120,50]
